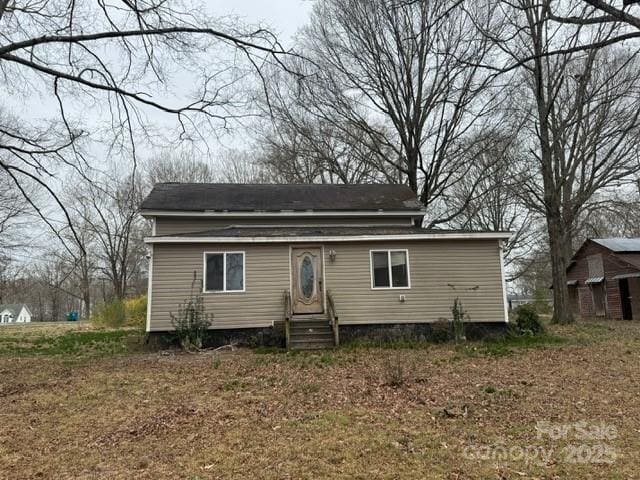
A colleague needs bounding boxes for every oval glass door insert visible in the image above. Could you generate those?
[300,255,314,298]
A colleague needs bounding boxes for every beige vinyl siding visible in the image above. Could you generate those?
[148,238,506,331]
[323,240,505,324]
[155,216,413,235]
[149,243,289,331]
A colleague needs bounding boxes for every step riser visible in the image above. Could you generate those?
[291,345,334,351]
[290,327,332,334]
[291,338,334,345]
[289,325,333,332]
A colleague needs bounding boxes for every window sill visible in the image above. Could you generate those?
[202,290,246,294]
[370,287,411,291]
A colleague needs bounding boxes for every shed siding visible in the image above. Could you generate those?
[154,216,413,236]
[149,239,506,331]
[567,240,640,319]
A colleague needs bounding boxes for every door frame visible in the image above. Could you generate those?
[619,278,633,320]
[289,244,325,315]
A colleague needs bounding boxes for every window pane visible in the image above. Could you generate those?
[390,251,408,287]
[226,253,244,291]
[372,251,390,287]
[300,255,314,298]
[206,254,224,291]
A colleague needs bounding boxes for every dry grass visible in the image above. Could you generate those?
[1,320,639,479]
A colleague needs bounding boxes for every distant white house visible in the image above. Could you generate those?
[0,304,32,324]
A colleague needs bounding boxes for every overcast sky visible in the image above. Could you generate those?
[210,0,312,45]
[6,1,315,255]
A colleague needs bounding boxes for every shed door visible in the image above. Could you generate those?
[291,247,323,314]
[620,279,633,320]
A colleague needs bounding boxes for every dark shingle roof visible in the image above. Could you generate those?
[0,304,27,317]
[141,183,425,212]
[162,226,507,238]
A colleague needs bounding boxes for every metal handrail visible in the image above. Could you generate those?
[326,289,339,347]
[283,289,292,349]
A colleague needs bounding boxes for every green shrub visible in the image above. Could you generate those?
[91,295,147,329]
[514,303,545,336]
[91,299,127,328]
[170,274,213,350]
[124,295,147,329]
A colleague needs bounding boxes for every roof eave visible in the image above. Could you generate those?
[145,231,512,244]
[140,209,426,219]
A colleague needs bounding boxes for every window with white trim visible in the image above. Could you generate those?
[204,252,245,292]
[370,250,410,289]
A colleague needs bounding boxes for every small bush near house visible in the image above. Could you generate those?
[171,274,213,351]
[91,299,127,328]
[91,295,147,329]
[429,321,453,343]
[513,303,545,336]
[124,295,147,329]
[383,358,407,388]
[451,297,468,343]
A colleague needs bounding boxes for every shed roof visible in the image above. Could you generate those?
[592,238,640,253]
[141,183,425,213]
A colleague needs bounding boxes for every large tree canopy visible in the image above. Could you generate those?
[0,0,293,244]
[262,0,507,226]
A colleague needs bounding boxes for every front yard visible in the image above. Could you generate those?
[0,320,638,479]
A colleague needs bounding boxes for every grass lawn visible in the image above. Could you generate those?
[1,320,639,479]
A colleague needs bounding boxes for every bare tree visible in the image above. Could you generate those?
[143,148,218,191]
[53,200,98,317]
[0,0,295,240]
[576,189,640,238]
[258,119,401,184]
[494,0,640,322]
[0,168,30,255]
[74,171,147,300]
[216,149,271,184]
[449,129,543,280]
[261,0,499,224]
[551,0,640,46]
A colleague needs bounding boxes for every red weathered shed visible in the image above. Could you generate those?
[567,238,640,320]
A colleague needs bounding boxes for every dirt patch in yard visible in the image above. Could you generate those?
[0,320,639,479]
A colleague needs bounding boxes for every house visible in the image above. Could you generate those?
[566,238,640,320]
[141,183,511,349]
[0,304,32,324]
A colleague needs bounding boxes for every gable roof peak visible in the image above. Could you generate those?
[0,304,29,317]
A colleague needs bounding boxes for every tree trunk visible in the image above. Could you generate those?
[406,149,419,194]
[547,214,574,324]
[0,0,9,21]
[82,283,91,318]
